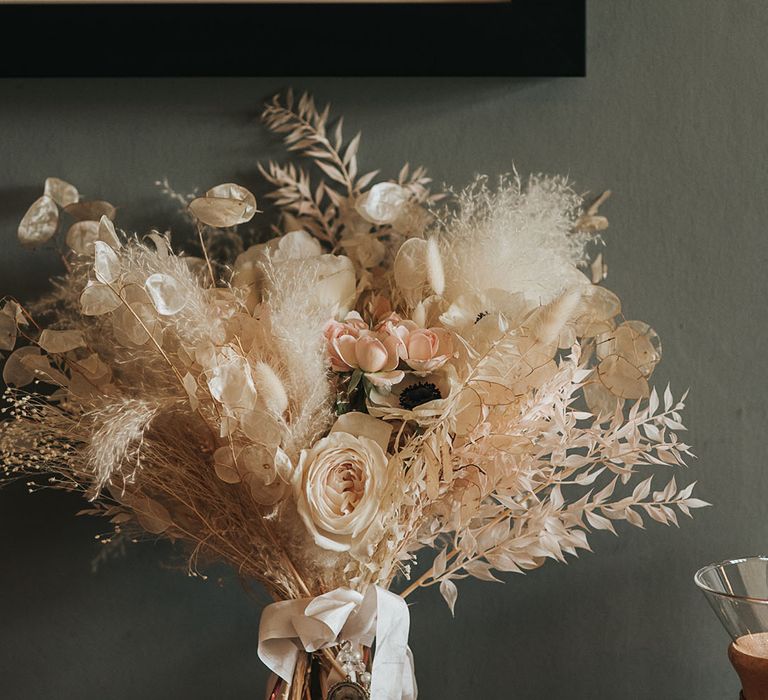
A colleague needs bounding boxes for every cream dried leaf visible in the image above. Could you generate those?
[19,353,69,386]
[66,221,100,255]
[213,446,242,484]
[64,200,116,222]
[439,578,458,616]
[144,273,187,315]
[583,379,622,419]
[3,346,41,386]
[484,434,532,454]
[38,329,86,353]
[134,498,173,535]
[0,313,17,351]
[453,387,483,436]
[112,303,160,347]
[243,472,287,506]
[470,380,520,406]
[182,372,199,411]
[597,320,662,378]
[94,241,121,284]
[240,408,282,447]
[239,445,287,505]
[18,195,58,247]
[146,232,171,258]
[76,353,111,384]
[80,282,121,316]
[44,177,79,208]
[590,253,607,284]
[188,183,257,227]
[98,215,121,249]
[597,355,650,400]
[572,284,621,338]
[393,238,428,291]
[2,300,26,327]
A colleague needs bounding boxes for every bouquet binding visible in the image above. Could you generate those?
[0,91,705,699]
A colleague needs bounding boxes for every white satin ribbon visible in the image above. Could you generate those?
[258,585,417,700]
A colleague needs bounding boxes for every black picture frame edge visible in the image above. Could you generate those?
[0,1,585,77]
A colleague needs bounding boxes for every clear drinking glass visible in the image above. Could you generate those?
[695,556,768,699]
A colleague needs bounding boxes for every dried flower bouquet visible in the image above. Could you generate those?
[0,92,704,700]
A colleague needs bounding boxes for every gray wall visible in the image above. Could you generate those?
[0,2,764,697]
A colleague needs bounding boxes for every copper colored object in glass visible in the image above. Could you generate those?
[696,557,768,699]
[729,635,768,700]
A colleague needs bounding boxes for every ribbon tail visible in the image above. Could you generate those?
[370,586,415,700]
[258,598,306,684]
[402,646,417,700]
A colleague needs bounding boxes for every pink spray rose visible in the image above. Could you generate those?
[378,317,453,374]
[325,312,404,388]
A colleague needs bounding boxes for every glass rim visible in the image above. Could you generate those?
[694,555,768,604]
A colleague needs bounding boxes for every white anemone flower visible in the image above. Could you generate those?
[367,365,460,424]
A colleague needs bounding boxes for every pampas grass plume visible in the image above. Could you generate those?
[253,361,289,416]
[426,237,445,296]
[532,288,583,346]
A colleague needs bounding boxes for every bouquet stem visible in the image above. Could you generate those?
[289,653,309,700]
[267,653,331,700]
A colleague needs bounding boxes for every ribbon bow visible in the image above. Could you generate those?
[258,585,416,700]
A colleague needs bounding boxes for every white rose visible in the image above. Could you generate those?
[305,254,356,315]
[340,231,386,269]
[233,230,321,287]
[233,230,356,315]
[355,183,408,226]
[293,415,392,553]
[269,230,323,261]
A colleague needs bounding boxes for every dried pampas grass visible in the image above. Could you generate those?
[438,174,593,308]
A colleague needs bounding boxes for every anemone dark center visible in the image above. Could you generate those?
[399,382,442,410]
[475,311,489,323]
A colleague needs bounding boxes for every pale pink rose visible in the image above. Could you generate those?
[355,336,390,372]
[374,312,407,332]
[324,312,368,372]
[380,319,453,374]
[376,316,415,348]
[354,334,403,387]
[341,311,368,332]
[325,315,403,388]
